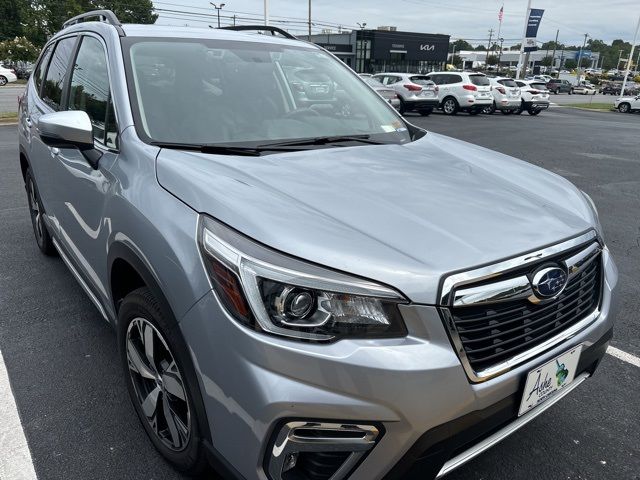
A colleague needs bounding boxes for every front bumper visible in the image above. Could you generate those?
[178,248,618,480]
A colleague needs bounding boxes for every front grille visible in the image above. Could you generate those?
[447,248,602,374]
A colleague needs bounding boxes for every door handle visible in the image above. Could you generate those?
[25,117,32,128]
[50,147,59,157]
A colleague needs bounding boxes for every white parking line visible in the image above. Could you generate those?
[607,346,640,368]
[0,348,37,480]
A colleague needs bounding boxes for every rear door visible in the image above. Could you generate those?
[28,35,79,223]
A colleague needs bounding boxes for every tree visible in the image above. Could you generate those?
[564,59,577,70]
[452,39,473,51]
[540,55,553,67]
[0,37,40,62]
[475,45,486,51]
[450,55,462,68]
[486,55,498,66]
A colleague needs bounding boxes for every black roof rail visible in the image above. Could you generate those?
[62,9,125,36]
[219,25,297,40]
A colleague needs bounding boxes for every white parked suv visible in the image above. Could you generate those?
[0,64,18,86]
[372,73,439,115]
[515,80,550,115]
[426,71,493,115]
[484,77,521,114]
[615,94,640,113]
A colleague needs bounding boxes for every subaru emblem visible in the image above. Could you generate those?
[531,266,568,299]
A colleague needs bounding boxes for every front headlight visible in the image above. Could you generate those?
[197,215,407,342]
[580,190,604,239]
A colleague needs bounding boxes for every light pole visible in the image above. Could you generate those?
[621,15,640,98]
[210,3,225,28]
[498,37,504,73]
[308,0,312,38]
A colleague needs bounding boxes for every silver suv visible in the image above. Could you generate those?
[427,71,494,115]
[18,11,617,480]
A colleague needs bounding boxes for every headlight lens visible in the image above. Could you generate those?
[198,215,407,342]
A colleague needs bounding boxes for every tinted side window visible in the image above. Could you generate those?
[33,44,54,94]
[449,74,463,84]
[42,37,77,111]
[498,79,517,87]
[69,36,117,147]
[429,74,445,85]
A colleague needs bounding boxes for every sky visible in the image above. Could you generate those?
[153,0,640,48]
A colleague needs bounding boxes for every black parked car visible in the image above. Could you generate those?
[546,79,573,94]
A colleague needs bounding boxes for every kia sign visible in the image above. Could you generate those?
[370,31,449,61]
[524,8,545,52]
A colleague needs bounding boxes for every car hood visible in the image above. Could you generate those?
[156,133,597,304]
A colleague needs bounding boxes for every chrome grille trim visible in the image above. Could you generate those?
[439,231,603,383]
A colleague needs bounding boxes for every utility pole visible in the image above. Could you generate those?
[210,3,225,28]
[498,37,504,73]
[621,15,640,98]
[516,0,532,79]
[264,0,268,25]
[550,29,559,72]
[576,33,588,83]
[617,49,624,70]
[233,14,236,26]
[308,0,312,38]
[486,28,494,68]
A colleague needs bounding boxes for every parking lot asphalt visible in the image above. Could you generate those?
[0,84,23,114]
[1,107,639,480]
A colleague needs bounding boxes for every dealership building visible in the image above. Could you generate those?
[303,28,450,73]
[456,49,601,71]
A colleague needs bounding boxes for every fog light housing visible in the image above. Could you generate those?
[265,421,381,480]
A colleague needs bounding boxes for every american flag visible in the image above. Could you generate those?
[498,6,504,22]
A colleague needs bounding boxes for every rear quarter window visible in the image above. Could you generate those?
[410,75,433,86]
[498,79,518,87]
[33,44,54,94]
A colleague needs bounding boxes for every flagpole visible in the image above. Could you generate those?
[517,0,533,79]
[496,4,503,70]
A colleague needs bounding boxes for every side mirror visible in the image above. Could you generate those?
[39,111,102,168]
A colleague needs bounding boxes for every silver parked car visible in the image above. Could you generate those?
[361,75,401,110]
[483,77,521,115]
[372,72,439,115]
[18,11,617,480]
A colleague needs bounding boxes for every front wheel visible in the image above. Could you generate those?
[528,107,541,115]
[119,288,210,475]
[618,102,631,113]
[441,97,459,115]
[0,75,7,86]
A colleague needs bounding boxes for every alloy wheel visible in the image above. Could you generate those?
[126,317,191,451]
[27,177,44,245]
[443,99,456,114]
[0,76,7,86]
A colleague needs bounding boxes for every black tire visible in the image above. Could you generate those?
[569,89,574,95]
[527,107,541,116]
[118,287,211,476]
[398,98,406,115]
[515,101,525,115]
[501,109,513,115]
[618,102,631,113]
[0,75,7,86]
[419,108,432,116]
[482,103,496,115]
[25,168,56,256]
[441,97,458,115]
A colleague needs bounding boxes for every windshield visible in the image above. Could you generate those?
[123,38,411,147]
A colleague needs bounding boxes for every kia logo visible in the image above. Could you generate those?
[420,44,435,51]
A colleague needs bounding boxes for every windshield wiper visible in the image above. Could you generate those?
[258,135,386,148]
[150,141,303,156]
